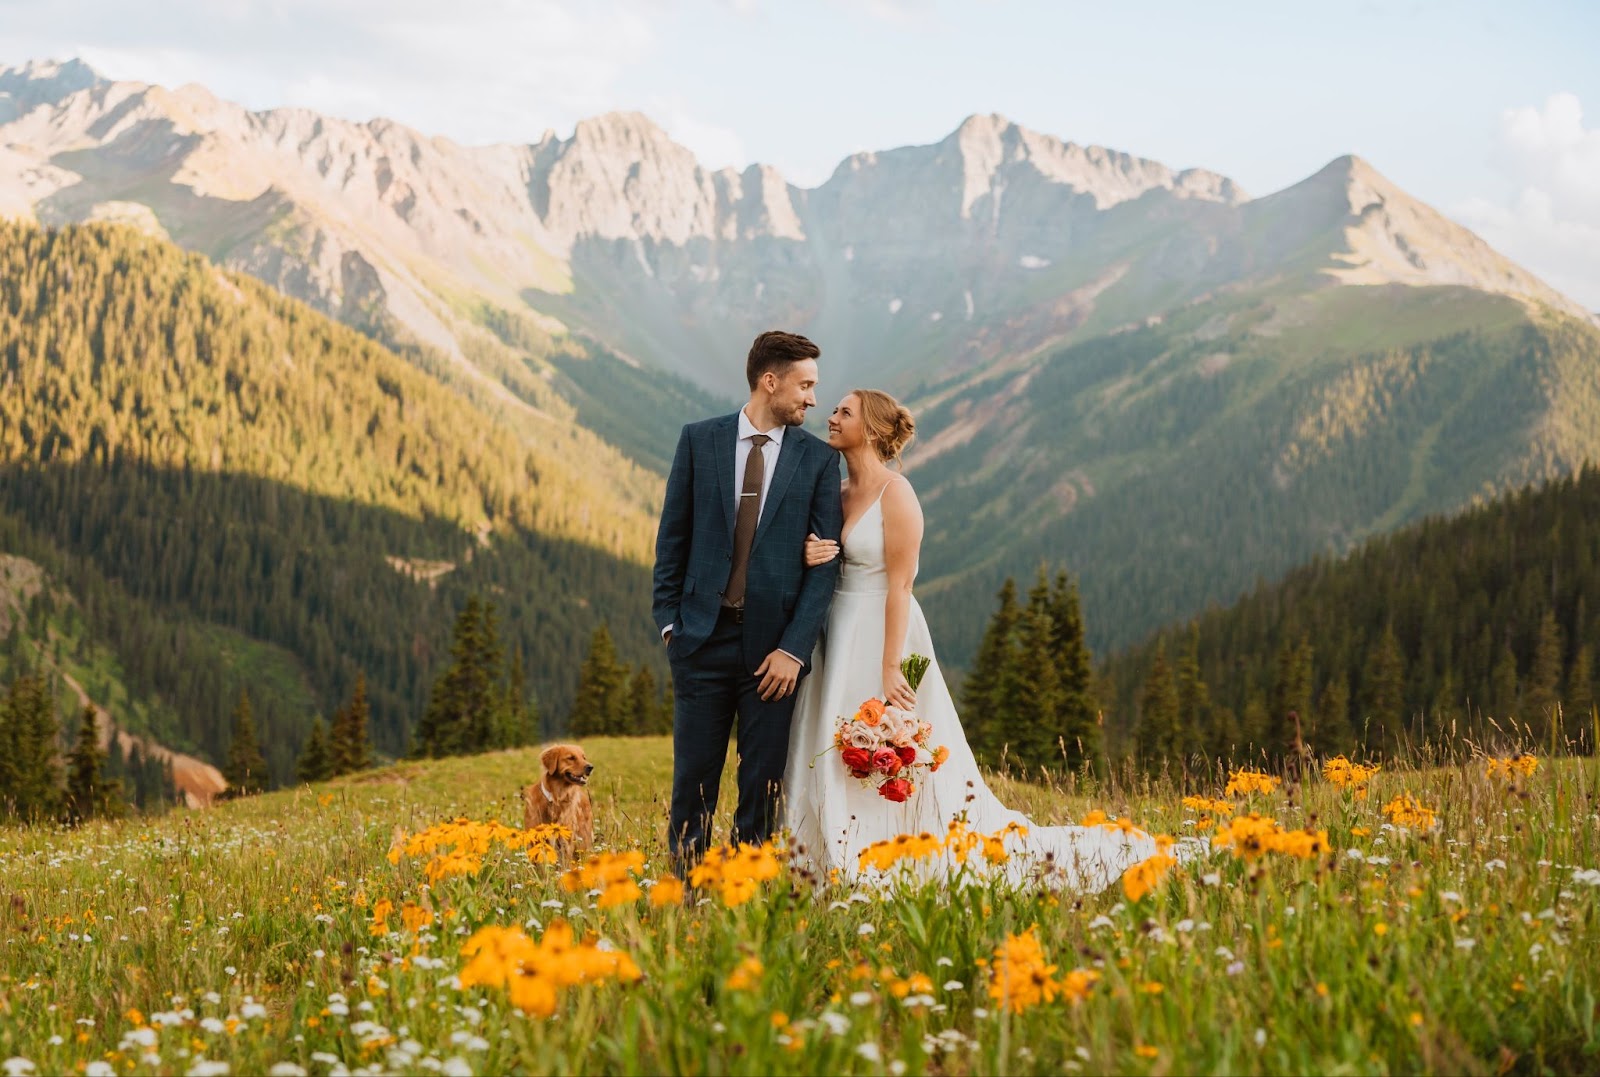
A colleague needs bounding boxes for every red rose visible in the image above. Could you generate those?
[879,778,913,803]
[871,748,901,775]
[841,747,872,776]
[895,745,917,766]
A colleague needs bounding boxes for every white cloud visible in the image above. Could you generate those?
[0,0,705,150]
[1456,93,1600,312]
[645,98,749,172]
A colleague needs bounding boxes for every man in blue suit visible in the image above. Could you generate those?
[654,331,843,867]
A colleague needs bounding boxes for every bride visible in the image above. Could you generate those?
[782,389,1171,891]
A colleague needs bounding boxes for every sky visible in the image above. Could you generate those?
[2,0,1598,307]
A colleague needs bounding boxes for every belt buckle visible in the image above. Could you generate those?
[722,604,744,625]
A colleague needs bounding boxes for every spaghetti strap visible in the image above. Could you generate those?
[841,475,899,547]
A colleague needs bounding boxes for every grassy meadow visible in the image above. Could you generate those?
[0,736,1596,1075]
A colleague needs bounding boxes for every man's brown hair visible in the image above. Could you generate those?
[746,330,820,390]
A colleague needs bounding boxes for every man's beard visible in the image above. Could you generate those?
[779,403,809,426]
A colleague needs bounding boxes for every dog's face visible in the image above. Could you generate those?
[540,744,594,786]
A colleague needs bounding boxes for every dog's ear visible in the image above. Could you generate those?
[540,745,563,773]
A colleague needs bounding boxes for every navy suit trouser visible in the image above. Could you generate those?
[668,611,800,869]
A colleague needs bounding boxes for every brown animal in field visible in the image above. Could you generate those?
[522,743,595,852]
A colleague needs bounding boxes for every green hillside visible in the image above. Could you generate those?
[1095,464,1600,761]
[910,285,1600,663]
[0,222,666,781]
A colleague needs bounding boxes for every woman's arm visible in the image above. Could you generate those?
[879,477,924,708]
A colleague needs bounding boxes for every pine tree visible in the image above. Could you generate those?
[626,667,659,738]
[1360,625,1406,751]
[1208,704,1242,760]
[1137,649,1182,767]
[569,624,630,737]
[1046,570,1100,767]
[1174,624,1213,761]
[470,601,509,750]
[1008,602,1065,774]
[1491,643,1521,729]
[296,718,333,784]
[962,578,1021,766]
[1270,637,1315,759]
[1240,693,1270,758]
[223,690,269,795]
[415,595,509,758]
[63,706,123,824]
[1527,609,1565,744]
[1314,674,1354,755]
[0,674,62,821]
[1430,670,1462,744]
[504,651,537,748]
[1568,644,1595,753]
[657,678,676,736]
[330,674,373,776]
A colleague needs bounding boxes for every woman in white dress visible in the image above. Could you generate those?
[782,389,1171,891]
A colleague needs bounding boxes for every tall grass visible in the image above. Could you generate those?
[0,737,1594,1075]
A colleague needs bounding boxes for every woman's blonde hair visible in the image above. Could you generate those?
[851,388,916,465]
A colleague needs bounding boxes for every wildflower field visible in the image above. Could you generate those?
[1,738,1597,1076]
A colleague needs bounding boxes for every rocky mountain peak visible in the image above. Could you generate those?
[1250,153,1591,320]
[0,57,106,122]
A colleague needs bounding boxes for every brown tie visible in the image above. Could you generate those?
[724,433,771,609]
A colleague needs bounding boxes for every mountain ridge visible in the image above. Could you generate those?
[3,57,1587,397]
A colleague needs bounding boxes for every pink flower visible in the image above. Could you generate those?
[872,748,902,775]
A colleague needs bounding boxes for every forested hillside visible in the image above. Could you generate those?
[912,288,1600,663]
[0,223,663,781]
[1096,465,1600,762]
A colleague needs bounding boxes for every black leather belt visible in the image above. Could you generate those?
[719,605,744,624]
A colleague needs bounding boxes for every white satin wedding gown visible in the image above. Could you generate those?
[783,484,1170,891]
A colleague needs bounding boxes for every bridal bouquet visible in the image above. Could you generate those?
[832,654,949,803]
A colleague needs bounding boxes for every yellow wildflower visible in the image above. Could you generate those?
[1224,769,1282,797]
[400,902,434,933]
[1485,754,1538,779]
[726,957,764,991]
[1322,756,1380,799]
[1121,854,1177,901]
[1181,796,1234,816]
[1381,794,1438,831]
[650,877,685,908]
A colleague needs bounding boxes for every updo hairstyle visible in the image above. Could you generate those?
[851,388,916,465]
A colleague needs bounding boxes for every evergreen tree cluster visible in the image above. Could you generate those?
[0,671,173,823]
[1100,465,1600,764]
[960,569,1100,773]
[294,673,378,784]
[910,312,1600,669]
[567,623,674,737]
[414,595,541,757]
[0,221,666,783]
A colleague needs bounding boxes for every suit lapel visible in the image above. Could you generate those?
[712,413,738,542]
[753,429,805,549]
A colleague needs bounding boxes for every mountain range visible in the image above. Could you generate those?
[3,55,1600,673]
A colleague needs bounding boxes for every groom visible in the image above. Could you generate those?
[654,330,843,868]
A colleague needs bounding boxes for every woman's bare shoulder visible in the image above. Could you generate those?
[881,474,922,517]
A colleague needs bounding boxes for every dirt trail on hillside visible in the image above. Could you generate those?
[1,553,228,808]
[57,669,228,808]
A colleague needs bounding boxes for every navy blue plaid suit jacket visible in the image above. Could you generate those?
[653,413,843,671]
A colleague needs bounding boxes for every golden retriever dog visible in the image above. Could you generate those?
[523,743,594,852]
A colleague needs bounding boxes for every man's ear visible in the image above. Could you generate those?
[540,745,562,773]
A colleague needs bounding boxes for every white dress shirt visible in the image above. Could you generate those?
[735,406,786,524]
